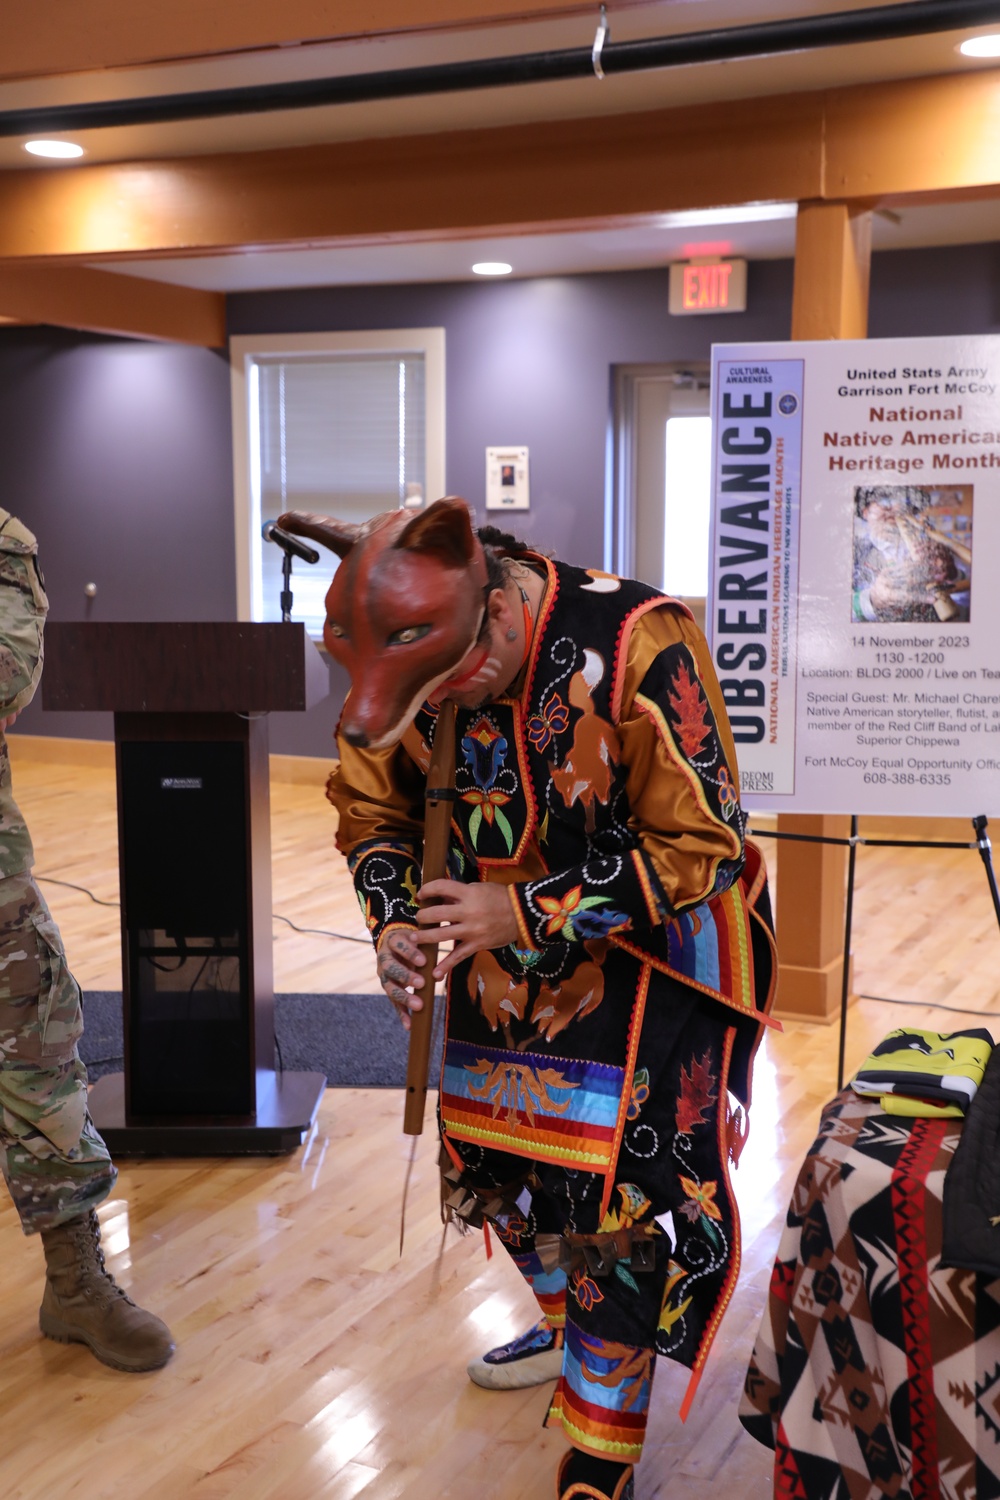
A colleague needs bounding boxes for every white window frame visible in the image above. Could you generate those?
[229,327,446,623]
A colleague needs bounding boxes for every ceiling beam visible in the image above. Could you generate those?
[1,67,999,265]
[1,2,598,81]
[0,91,825,260]
[826,69,1000,199]
[0,264,226,344]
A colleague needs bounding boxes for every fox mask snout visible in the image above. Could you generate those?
[279,498,489,748]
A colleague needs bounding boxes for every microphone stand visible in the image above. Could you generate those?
[261,520,320,622]
[280,549,294,624]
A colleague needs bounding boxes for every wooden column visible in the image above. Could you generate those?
[791,200,872,343]
[776,200,872,1021]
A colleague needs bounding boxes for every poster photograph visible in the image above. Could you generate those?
[708,334,1000,817]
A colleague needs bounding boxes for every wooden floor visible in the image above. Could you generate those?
[3,745,1000,1500]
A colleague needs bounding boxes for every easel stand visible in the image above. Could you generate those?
[752,814,1000,1090]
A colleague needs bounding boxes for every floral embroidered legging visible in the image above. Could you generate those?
[446,997,735,1464]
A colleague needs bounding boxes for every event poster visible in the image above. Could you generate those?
[709,335,1000,817]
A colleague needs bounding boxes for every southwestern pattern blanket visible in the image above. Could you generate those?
[740,1090,1000,1500]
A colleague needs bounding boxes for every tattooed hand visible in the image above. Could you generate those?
[376,927,427,1032]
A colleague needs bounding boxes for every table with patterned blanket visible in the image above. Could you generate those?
[739,1089,1000,1500]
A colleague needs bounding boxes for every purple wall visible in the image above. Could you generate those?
[0,331,237,742]
[0,262,795,754]
[1,243,997,755]
[868,242,1000,339]
[228,261,794,569]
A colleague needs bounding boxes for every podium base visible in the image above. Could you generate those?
[88,1069,327,1156]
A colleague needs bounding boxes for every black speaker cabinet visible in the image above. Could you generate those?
[43,623,330,1154]
[120,732,254,1118]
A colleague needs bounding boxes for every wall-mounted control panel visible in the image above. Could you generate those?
[485,446,530,511]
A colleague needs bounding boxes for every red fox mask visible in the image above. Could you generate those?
[279,498,489,749]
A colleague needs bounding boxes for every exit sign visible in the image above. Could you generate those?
[669,258,747,315]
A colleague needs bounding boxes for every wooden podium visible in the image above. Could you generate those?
[43,622,330,1155]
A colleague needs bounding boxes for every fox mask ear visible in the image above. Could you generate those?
[277,511,361,558]
[281,497,488,586]
[396,496,481,573]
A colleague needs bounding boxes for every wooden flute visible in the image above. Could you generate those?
[402,699,458,1136]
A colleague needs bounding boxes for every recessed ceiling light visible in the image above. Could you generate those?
[959,34,1000,57]
[24,140,85,159]
[472,262,513,276]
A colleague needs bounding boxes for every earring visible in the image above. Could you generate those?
[506,627,518,641]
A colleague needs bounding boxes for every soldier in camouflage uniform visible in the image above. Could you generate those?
[0,509,174,1372]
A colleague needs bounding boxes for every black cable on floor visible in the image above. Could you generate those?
[857,993,1000,1019]
[34,872,371,944]
[271,911,370,944]
[35,873,120,907]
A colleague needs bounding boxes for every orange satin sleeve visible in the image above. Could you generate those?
[326,735,426,855]
[616,607,744,915]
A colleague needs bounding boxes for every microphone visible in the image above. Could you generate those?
[261,520,320,564]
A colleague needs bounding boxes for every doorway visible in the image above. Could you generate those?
[610,363,712,631]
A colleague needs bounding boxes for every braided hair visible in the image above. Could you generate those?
[473,525,541,642]
[476,524,531,590]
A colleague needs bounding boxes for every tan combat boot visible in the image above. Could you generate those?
[39,1208,175,1372]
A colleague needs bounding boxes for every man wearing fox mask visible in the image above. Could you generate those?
[281,498,776,1500]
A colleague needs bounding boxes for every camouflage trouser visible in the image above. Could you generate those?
[0,872,116,1234]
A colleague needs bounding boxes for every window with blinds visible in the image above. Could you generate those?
[231,329,445,641]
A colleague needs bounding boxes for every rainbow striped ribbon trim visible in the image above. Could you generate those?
[440,1039,624,1172]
